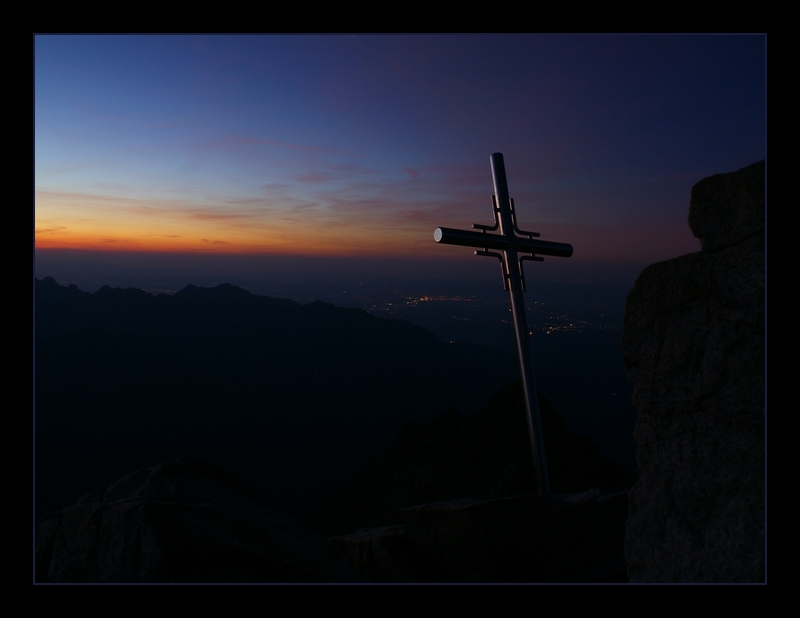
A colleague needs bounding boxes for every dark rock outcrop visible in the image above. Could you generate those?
[315,381,631,536]
[35,458,358,583]
[688,160,765,252]
[332,490,628,583]
[322,380,631,582]
[622,160,765,582]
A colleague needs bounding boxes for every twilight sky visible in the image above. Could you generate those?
[35,34,765,287]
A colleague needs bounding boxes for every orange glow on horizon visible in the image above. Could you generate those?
[34,189,699,265]
[34,237,436,257]
[34,188,441,258]
[33,229,442,257]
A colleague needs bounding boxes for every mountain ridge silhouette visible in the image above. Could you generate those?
[35,277,518,517]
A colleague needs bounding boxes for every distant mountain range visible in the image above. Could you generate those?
[35,277,520,516]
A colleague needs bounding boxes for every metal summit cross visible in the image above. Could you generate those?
[433,152,573,496]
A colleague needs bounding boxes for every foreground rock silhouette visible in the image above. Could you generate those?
[35,458,358,583]
[623,160,765,582]
[323,381,631,582]
[35,382,631,583]
[332,490,627,583]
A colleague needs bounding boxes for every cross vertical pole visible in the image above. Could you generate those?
[490,153,550,496]
[433,153,573,497]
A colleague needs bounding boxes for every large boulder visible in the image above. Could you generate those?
[35,458,357,582]
[688,160,765,252]
[622,160,765,582]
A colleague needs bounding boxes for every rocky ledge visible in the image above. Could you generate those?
[35,457,358,583]
[622,160,765,582]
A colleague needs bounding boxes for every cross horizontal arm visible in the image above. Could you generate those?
[434,227,573,258]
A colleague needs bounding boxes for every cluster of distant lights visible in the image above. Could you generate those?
[365,295,475,311]
[413,295,475,303]
[138,289,603,336]
[371,295,597,333]
[95,287,616,335]
[540,323,584,335]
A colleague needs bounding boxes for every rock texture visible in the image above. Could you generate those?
[316,381,631,537]
[622,160,765,582]
[322,381,631,582]
[332,490,628,583]
[35,458,358,582]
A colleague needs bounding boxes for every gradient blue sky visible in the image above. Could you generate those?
[35,34,765,286]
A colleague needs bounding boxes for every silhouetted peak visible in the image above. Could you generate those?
[173,284,200,297]
[94,285,152,300]
[305,300,336,309]
[36,276,73,293]
[214,283,247,293]
[35,277,91,302]
[37,276,59,288]
[174,283,252,299]
[35,277,62,298]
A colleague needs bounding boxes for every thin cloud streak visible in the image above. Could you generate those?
[35,35,764,267]
[230,136,350,156]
